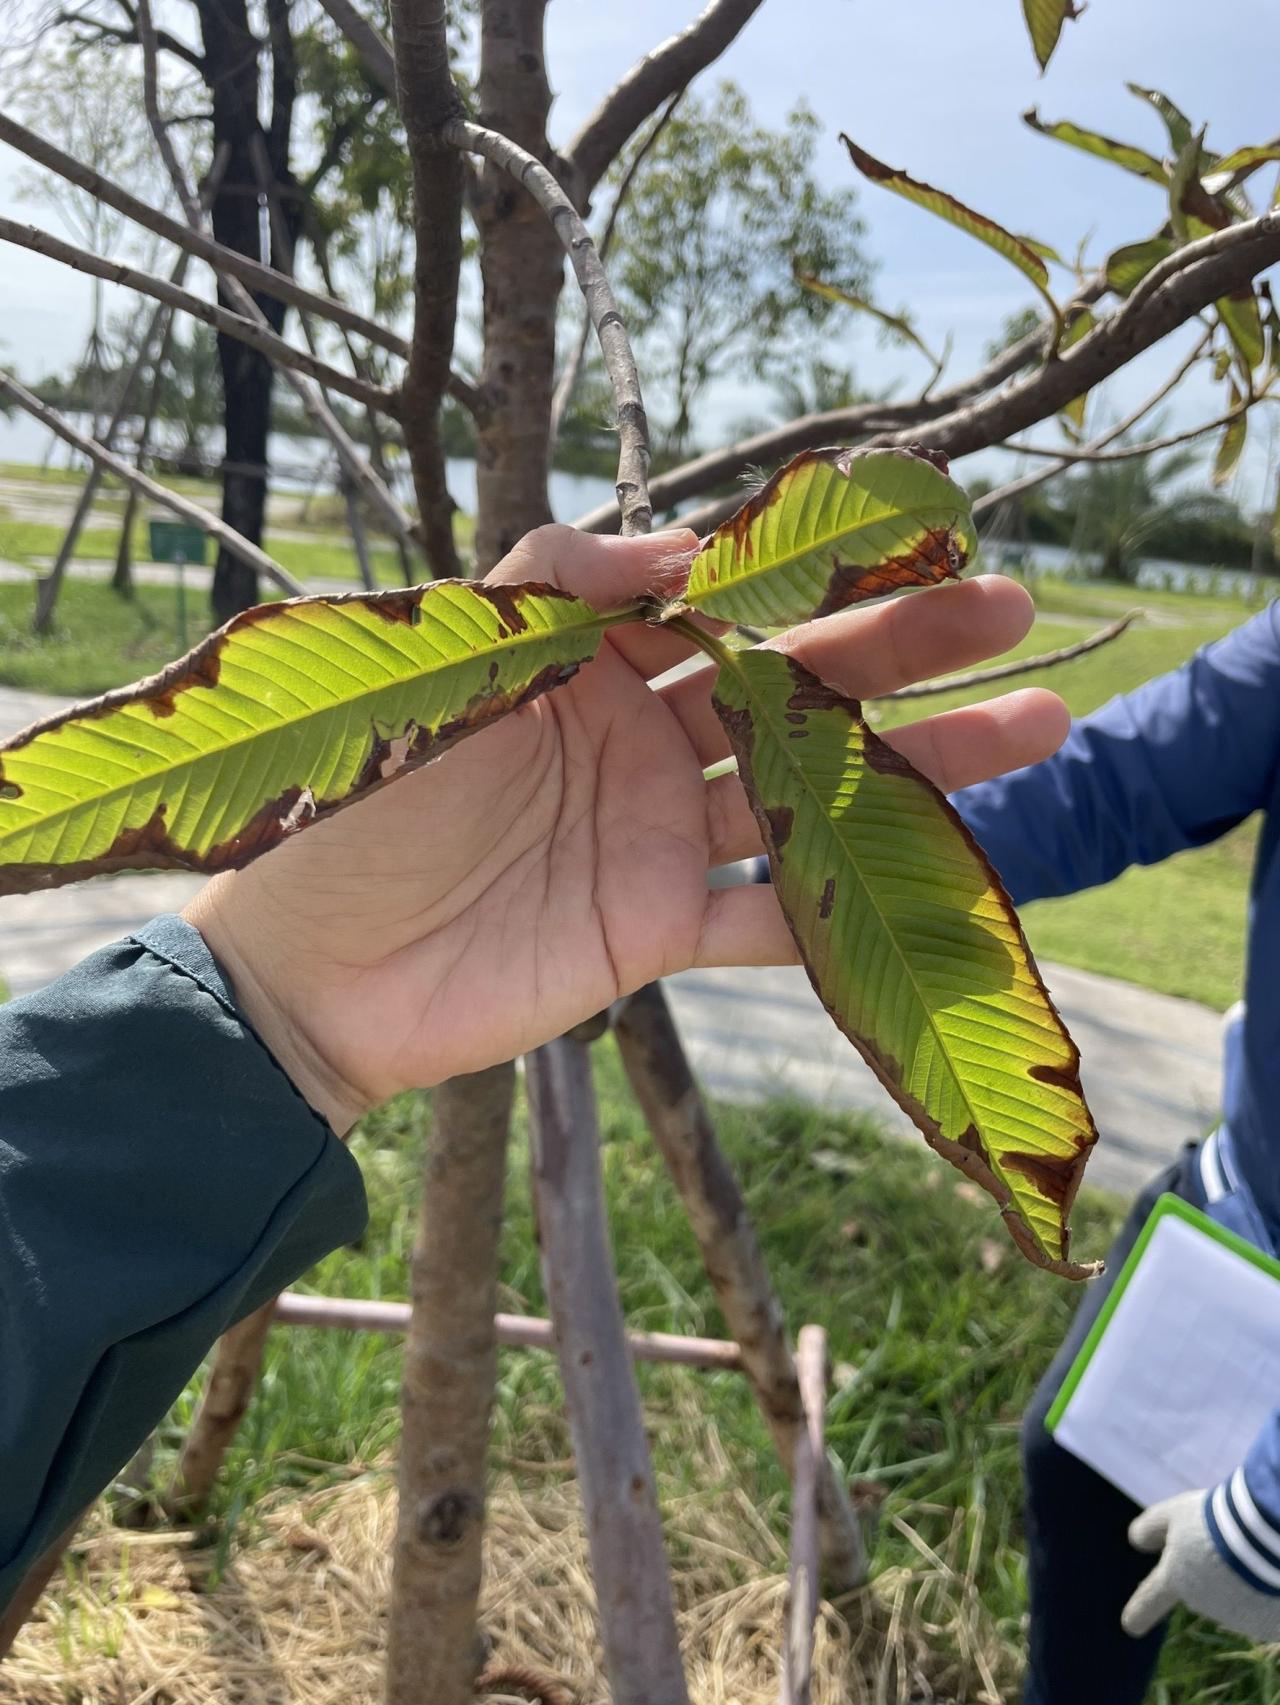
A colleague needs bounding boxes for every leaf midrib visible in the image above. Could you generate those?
[0,600,612,857]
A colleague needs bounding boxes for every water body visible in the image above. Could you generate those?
[987,539,1269,601]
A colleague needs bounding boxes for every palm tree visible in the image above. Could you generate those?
[1065,436,1237,583]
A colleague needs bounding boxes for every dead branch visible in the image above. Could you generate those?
[566,0,766,201]
[779,1326,826,1705]
[875,612,1140,701]
[613,982,866,1592]
[550,88,685,447]
[0,112,411,360]
[447,116,653,534]
[317,0,396,96]
[0,371,303,593]
[272,1290,746,1369]
[526,1036,690,1705]
[0,216,397,419]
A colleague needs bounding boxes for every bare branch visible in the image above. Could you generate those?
[135,0,419,554]
[272,1291,747,1369]
[550,88,684,447]
[566,0,766,202]
[875,612,1141,701]
[448,116,653,534]
[571,307,1069,533]
[996,398,1257,465]
[316,0,396,96]
[0,216,398,418]
[0,370,303,594]
[662,217,1280,537]
[973,332,1212,515]
[0,111,410,359]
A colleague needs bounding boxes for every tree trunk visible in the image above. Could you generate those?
[385,1066,515,1705]
[195,0,302,623]
[169,1299,275,1514]
[470,0,565,568]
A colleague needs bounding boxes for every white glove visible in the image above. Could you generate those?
[1123,1490,1280,1642]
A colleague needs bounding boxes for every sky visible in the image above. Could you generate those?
[0,0,1278,503]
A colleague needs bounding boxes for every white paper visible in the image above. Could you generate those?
[1054,1211,1280,1508]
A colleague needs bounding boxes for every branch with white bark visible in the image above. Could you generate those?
[875,612,1141,701]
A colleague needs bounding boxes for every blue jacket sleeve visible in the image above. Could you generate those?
[951,604,1280,905]
[0,914,367,1613]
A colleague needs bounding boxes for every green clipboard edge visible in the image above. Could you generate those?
[1046,1191,1280,1434]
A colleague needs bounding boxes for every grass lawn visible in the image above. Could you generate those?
[874,577,1267,1011]
[23,1051,1267,1702]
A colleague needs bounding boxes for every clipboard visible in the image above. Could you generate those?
[1046,1194,1280,1508]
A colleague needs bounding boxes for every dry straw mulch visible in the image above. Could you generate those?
[1,1465,1017,1705]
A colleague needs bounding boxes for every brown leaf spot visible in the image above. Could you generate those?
[471,580,574,638]
[765,805,794,848]
[362,588,422,626]
[903,442,951,475]
[1028,1059,1085,1094]
[783,655,863,720]
[819,876,837,919]
[1002,1148,1083,1211]
[147,642,223,716]
[813,526,965,620]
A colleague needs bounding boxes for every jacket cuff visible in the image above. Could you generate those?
[1205,1470,1280,1595]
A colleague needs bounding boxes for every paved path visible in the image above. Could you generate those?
[0,687,1224,1202]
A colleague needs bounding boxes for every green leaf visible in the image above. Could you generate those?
[1219,288,1267,373]
[1105,235,1175,296]
[1212,390,1247,487]
[0,580,609,893]
[711,645,1099,1274]
[793,269,944,379]
[680,447,977,628]
[1125,83,1196,155]
[839,134,1061,329]
[1203,143,1280,192]
[1021,0,1082,71]
[1058,307,1094,430]
[1021,109,1167,186]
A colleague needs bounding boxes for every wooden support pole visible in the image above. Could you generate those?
[613,981,867,1592]
[168,1300,276,1515]
[780,1326,826,1705]
[527,1036,690,1705]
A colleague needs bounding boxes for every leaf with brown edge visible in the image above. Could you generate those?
[1022,110,1168,187]
[0,579,612,894]
[1213,387,1248,487]
[676,446,977,630]
[840,135,1061,331]
[1021,0,1082,70]
[711,644,1100,1277]
[793,269,946,385]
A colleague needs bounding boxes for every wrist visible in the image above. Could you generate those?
[182,879,370,1138]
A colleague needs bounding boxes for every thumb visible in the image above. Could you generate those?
[1128,1500,1175,1554]
[1122,1562,1180,1638]
[486,523,697,609]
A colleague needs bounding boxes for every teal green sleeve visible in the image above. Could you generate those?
[0,914,367,1611]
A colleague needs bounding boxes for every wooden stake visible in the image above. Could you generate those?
[780,1326,826,1705]
[168,1300,276,1514]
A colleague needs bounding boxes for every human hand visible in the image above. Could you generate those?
[1123,1488,1280,1641]
[185,525,1069,1134]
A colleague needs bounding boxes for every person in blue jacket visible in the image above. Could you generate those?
[949,601,1280,1704]
[0,530,1069,1631]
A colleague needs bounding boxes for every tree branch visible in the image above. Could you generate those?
[780,1325,825,1705]
[316,0,397,98]
[0,370,303,594]
[0,110,411,359]
[566,0,766,202]
[996,398,1257,465]
[388,0,465,575]
[875,612,1140,701]
[549,88,684,448]
[0,215,398,418]
[665,217,1280,537]
[447,116,653,533]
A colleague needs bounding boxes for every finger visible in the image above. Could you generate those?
[1121,1568,1178,1638]
[1128,1503,1174,1554]
[704,689,1070,867]
[694,881,799,969]
[660,575,1037,764]
[485,522,701,678]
